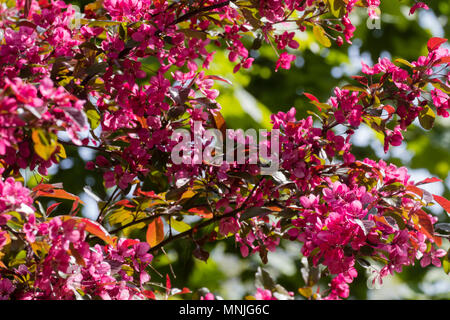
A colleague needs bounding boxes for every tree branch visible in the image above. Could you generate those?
[170,0,231,26]
[148,178,263,253]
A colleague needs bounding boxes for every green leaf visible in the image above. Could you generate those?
[418,105,435,130]
[169,217,191,233]
[312,25,331,48]
[383,211,406,230]
[86,109,101,129]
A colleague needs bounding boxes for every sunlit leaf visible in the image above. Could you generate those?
[31,129,57,161]
[146,217,165,247]
[312,25,331,48]
[418,105,435,130]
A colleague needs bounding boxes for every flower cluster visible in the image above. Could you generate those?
[17,214,154,300]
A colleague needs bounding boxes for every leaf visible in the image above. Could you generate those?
[204,75,232,85]
[46,202,62,215]
[303,92,319,103]
[430,79,450,94]
[418,105,435,130]
[255,267,275,290]
[406,185,424,198]
[82,218,116,245]
[69,242,86,267]
[241,8,261,29]
[178,29,207,40]
[328,0,347,18]
[86,109,101,129]
[24,0,31,18]
[415,177,442,185]
[30,241,50,257]
[31,129,57,161]
[394,58,414,68]
[166,274,171,293]
[35,188,84,205]
[169,217,191,233]
[187,207,213,219]
[312,25,331,48]
[298,287,313,299]
[435,56,450,65]
[341,85,367,92]
[59,216,116,245]
[383,211,406,230]
[239,207,272,221]
[193,244,210,262]
[433,195,450,216]
[146,217,165,248]
[427,37,448,52]
[142,290,156,299]
[413,209,441,246]
[383,105,395,116]
[56,143,66,159]
[168,87,190,106]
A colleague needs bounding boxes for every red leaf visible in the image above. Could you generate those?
[142,290,155,299]
[406,185,423,197]
[180,287,191,294]
[70,198,80,216]
[35,188,84,205]
[114,199,135,208]
[413,209,442,246]
[146,217,165,248]
[81,218,116,245]
[32,183,64,192]
[46,202,62,215]
[415,177,442,185]
[210,109,227,140]
[435,56,450,65]
[351,76,369,86]
[383,105,395,116]
[187,207,213,218]
[121,239,140,248]
[204,75,232,85]
[433,194,450,216]
[304,92,319,103]
[59,216,116,246]
[427,37,448,52]
[166,274,171,295]
[135,188,162,199]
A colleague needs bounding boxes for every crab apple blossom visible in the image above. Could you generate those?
[0,0,449,301]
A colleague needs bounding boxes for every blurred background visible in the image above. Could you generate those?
[28,1,450,299]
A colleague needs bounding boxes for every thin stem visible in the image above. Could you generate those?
[97,186,121,223]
